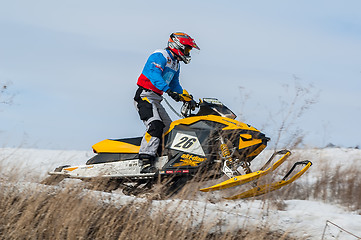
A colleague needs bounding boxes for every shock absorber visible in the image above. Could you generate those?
[219,137,233,163]
[220,136,251,175]
[220,143,232,161]
[219,136,235,178]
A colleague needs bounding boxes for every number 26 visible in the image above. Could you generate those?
[174,137,196,149]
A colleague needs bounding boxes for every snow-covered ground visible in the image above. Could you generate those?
[1,147,360,239]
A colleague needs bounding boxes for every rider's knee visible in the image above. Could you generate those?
[147,120,165,138]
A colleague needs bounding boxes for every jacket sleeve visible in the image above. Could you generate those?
[146,53,170,92]
[169,68,183,94]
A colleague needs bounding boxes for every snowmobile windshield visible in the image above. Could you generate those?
[196,98,237,119]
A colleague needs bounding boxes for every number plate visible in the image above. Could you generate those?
[170,132,205,156]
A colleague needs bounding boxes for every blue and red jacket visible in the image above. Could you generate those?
[137,49,183,95]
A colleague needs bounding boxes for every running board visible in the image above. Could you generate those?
[48,171,156,179]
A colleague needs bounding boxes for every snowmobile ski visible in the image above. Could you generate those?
[200,150,291,192]
[225,160,312,199]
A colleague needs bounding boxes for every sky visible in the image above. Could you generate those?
[0,0,360,150]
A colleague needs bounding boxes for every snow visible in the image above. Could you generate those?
[1,147,360,239]
[0,148,94,179]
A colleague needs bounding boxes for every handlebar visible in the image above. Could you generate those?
[180,98,237,119]
[181,99,198,117]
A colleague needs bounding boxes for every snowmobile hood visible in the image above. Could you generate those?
[164,115,260,135]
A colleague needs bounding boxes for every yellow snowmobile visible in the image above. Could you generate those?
[47,96,312,199]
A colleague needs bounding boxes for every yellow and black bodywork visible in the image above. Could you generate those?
[86,112,269,177]
[48,98,311,200]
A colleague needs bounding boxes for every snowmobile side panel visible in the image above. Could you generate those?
[199,151,291,192]
[238,135,263,150]
[225,160,312,199]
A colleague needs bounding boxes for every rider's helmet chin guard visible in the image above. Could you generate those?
[168,32,200,64]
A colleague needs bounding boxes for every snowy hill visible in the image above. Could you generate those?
[0,147,360,239]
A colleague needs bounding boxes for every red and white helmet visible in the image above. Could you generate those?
[168,32,200,64]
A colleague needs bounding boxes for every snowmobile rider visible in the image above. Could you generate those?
[134,32,200,173]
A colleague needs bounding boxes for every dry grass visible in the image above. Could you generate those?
[1,147,360,240]
[259,154,361,213]
[1,145,360,240]
[312,164,361,211]
[0,179,294,240]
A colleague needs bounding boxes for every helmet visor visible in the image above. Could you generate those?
[184,46,192,56]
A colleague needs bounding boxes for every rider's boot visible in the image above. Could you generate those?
[139,154,157,173]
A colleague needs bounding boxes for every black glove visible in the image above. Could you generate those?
[166,89,181,102]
